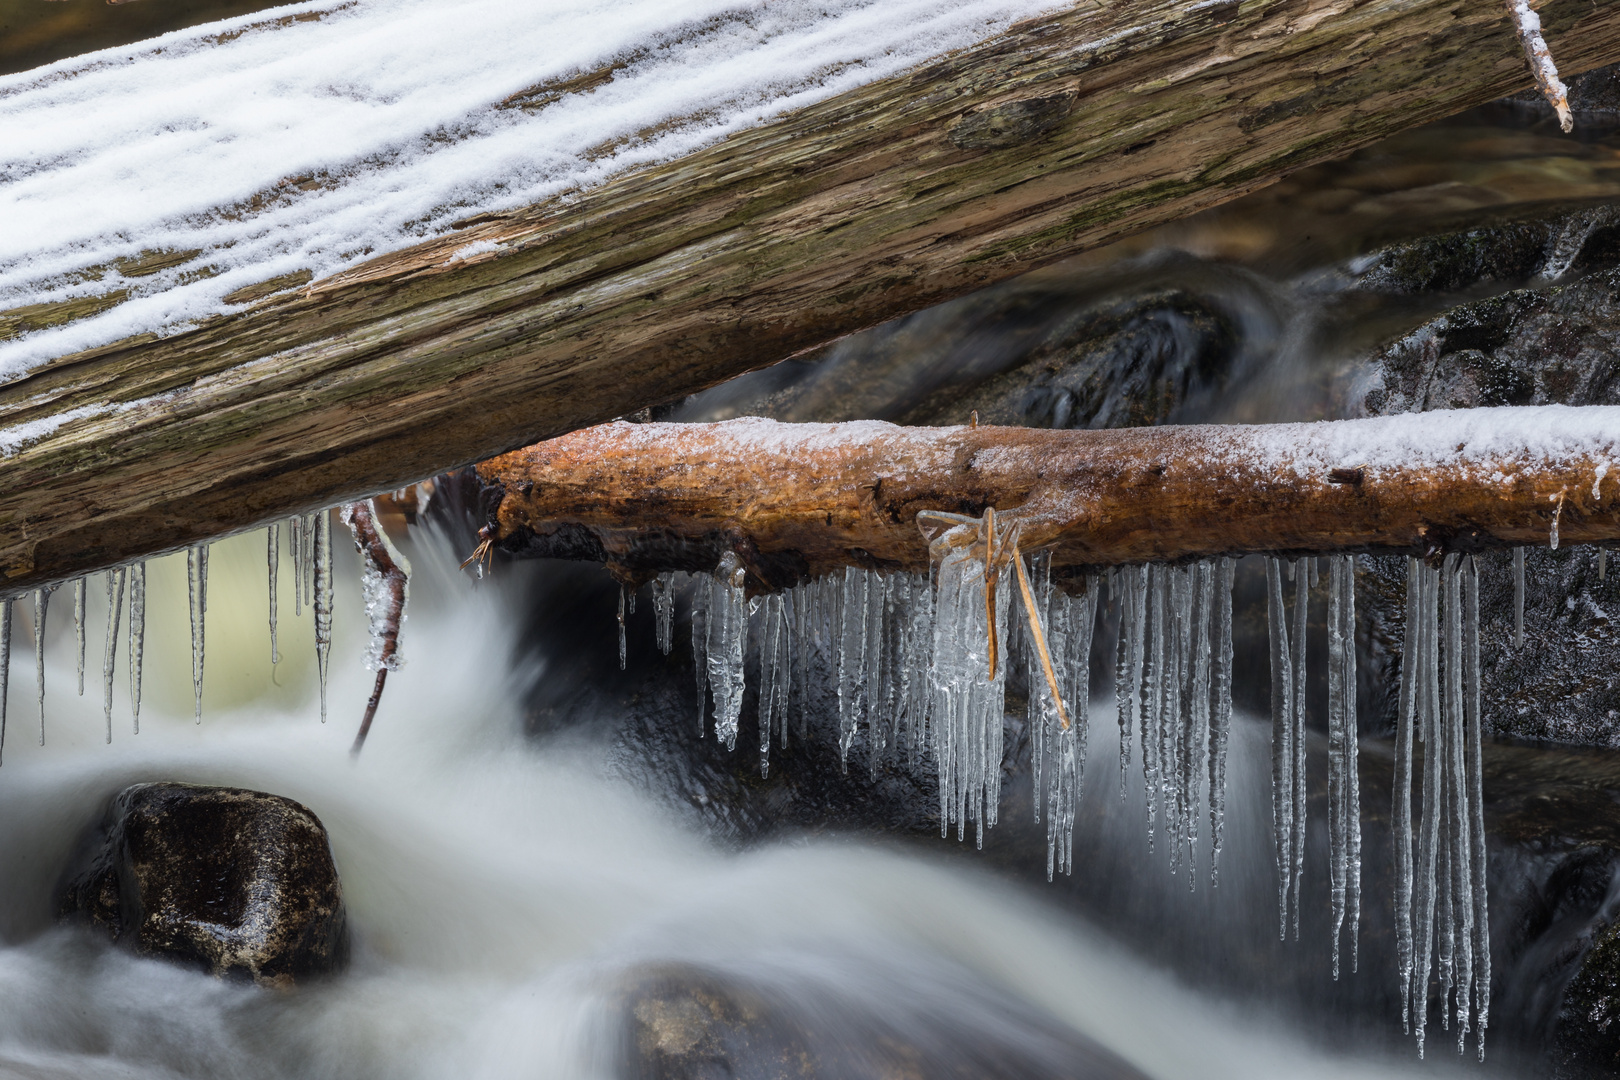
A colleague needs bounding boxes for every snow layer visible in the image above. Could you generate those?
[0,0,1061,378]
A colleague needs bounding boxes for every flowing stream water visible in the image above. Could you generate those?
[0,525,1489,1080]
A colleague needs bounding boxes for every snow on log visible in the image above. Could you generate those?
[6,0,1620,597]
[476,409,1620,587]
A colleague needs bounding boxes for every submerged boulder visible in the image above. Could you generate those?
[621,965,1149,1080]
[56,782,348,985]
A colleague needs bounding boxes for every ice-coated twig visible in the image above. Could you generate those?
[344,500,410,756]
[1506,0,1574,132]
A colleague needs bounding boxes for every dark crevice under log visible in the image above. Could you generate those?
[6,0,1620,597]
[476,412,1620,590]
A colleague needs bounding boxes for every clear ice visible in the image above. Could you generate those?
[268,523,280,665]
[0,598,11,764]
[187,545,208,723]
[129,562,146,734]
[314,512,333,722]
[74,577,86,696]
[103,568,126,744]
[32,588,48,744]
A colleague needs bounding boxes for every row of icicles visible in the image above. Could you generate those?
[0,499,1575,1061]
[0,512,337,753]
[628,534,1567,1062]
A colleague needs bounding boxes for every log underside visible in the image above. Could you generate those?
[7,0,1620,598]
[477,414,1620,590]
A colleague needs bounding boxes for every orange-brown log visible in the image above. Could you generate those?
[476,409,1620,589]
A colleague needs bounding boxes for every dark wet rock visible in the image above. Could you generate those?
[56,782,348,985]
[1552,909,1620,1078]
[1357,259,1620,748]
[620,964,1149,1080]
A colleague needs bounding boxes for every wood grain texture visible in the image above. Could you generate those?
[6,0,1620,597]
[478,414,1620,588]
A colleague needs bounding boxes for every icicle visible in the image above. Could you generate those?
[1328,554,1361,978]
[290,515,304,617]
[1142,565,1166,850]
[1465,556,1491,1061]
[1444,555,1476,1051]
[836,567,868,771]
[1413,559,1443,1058]
[32,588,48,746]
[617,584,628,671]
[1290,557,1309,940]
[653,572,675,655]
[102,569,126,744]
[268,524,280,665]
[74,577,86,696]
[0,599,11,765]
[707,553,748,751]
[128,562,146,734]
[930,543,1008,849]
[758,592,786,778]
[1209,556,1235,885]
[864,571,887,780]
[313,514,333,722]
[1267,557,1294,937]
[1113,567,1137,801]
[1395,557,1420,1032]
[1513,547,1525,649]
[1182,562,1212,889]
[187,546,207,723]
[302,511,318,610]
[692,572,711,734]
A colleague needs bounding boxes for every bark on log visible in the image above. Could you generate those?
[476,411,1620,588]
[7,0,1620,597]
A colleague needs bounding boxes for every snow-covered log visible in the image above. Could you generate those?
[6,0,1620,597]
[476,410,1620,586]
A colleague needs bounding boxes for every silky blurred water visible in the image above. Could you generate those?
[0,526,1491,1080]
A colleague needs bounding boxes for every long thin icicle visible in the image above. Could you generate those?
[314,513,333,722]
[653,571,675,655]
[1395,557,1420,1032]
[1290,558,1309,940]
[1209,556,1235,885]
[187,545,207,723]
[1465,556,1491,1060]
[708,552,748,751]
[1513,547,1525,649]
[103,568,126,744]
[1328,554,1360,978]
[1267,556,1294,937]
[128,562,146,734]
[74,577,86,696]
[32,588,48,745]
[0,599,10,765]
[268,524,280,665]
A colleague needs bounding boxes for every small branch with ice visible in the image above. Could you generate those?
[1508,0,1574,133]
[342,500,409,757]
[475,408,1620,582]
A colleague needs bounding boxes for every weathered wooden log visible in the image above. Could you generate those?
[5,0,1620,598]
[476,410,1620,588]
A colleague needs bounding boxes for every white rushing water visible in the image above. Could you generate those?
[0,526,1485,1080]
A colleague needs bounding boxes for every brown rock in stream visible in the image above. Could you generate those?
[56,782,348,985]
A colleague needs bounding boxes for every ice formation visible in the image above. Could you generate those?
[31,588,48,744]
[314,513,334,722]
[267,524,280,665]
[187,544,209,722]
[128,562,146,734]
[1396,554,1490,1060]
[102,568,126,743]
[0,598,10,763]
